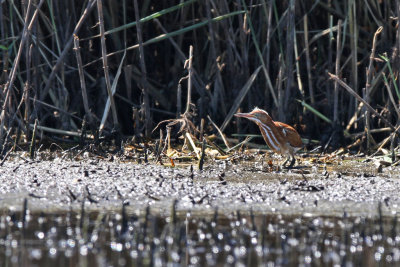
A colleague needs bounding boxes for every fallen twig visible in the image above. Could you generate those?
[328,72,400,136]
[207,115,230,149]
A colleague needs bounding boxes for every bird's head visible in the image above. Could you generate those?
[234,107,272,125]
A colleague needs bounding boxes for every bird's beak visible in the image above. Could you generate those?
[234,112,254,119]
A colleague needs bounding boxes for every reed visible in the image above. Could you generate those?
[0,0,399,153]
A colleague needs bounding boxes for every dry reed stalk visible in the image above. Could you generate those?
[177,84,182,117]
[153,18,210,102]
[326,0,333,101]
[333,20,342,124]
[203,135,226,155]
[241,0,278,108]
[185,45,194,114]
[397,0,400,93]
[0,0,44,147]
[220,66,262,132]
[24,44,33,141]
[185,132,200,160]
[97,0,120,134]
[23,0,32,141]
[207,115,230,149]
[328,72,400,136]
[283,0,296,118]
[0,3,5,83]
[264,0,273,72]
[29,119,38,159]
[206,0,226,116]
[133,0,151,137]
[364,26,383,151]
[293,33,304,98]
[350,127,391,138]
[99,51,126,135]
[349,0,358,128]
[73,35,93,126]
[40,0,97,102]
[28,124,94,138]
[199,118,205,142]
[277,54,285,122]
[373,124,400,155]
[346,65,388,131]
[29,98,81,121]
[303,14,314,105]
[0,87,30,157]
[198,138,206,171]
[383,74,400,119]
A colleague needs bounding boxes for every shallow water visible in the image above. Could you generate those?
[1,154,400,265]
[1,202,399,266]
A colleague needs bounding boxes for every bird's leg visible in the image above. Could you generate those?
[287,156,296,168]
[282,156,290,167]
[283,154,296,169]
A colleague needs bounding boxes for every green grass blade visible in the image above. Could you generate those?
[240,0,278,107]
[98,0,198,38]
[380,54,400,101]
[84,10,246,65]
[297,99,332,124]
[142,10,245,46]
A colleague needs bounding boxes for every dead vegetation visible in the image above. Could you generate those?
[0,0,400,163]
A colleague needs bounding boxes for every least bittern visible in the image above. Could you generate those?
[235,107,303,168]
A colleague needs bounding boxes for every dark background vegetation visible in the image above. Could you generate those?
[1,0,400,152]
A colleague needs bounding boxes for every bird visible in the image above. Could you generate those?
[234,107,303,168]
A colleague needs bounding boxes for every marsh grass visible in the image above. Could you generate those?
[0,0,400,156]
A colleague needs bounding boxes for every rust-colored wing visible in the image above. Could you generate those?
[274,121,303,148]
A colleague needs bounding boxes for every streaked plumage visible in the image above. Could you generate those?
[235,107,302,168]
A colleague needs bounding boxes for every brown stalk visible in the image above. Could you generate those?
[303,14,314,105]
[293,33,304,99]
[28,124,94,139]
[133,0,151,137]
[153,19,210,101]
[207,115,230,150]
[397,0,400,94]
[24,44,33,141]
[198,138,206,171]
[177,84,182,117]
[29,119,38,159]
[185,45,194,114]
[24,0,32,141]
[97,0,119,133]
[40,0,97,102]
[220,66,262,132]
[73,35,93,125]
[333,20,342,123]
[364,26,383,151]
[199,118,205,142]
[264,0,273,72]
[206,0,226,116]
[346,66,388,131]
[328,72,400,136]
[0,0,43,145]
[283,0,296,120]
[277,54,285,122]
[0,2,6,83]
[383,74,400,119]
[349,0,358,128]
[151,46,197,138]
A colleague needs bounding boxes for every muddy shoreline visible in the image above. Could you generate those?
[1,154,399,218]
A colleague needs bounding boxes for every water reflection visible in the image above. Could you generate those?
[0,204,399,266]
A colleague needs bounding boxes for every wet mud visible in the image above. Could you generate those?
[0,154,399,217]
